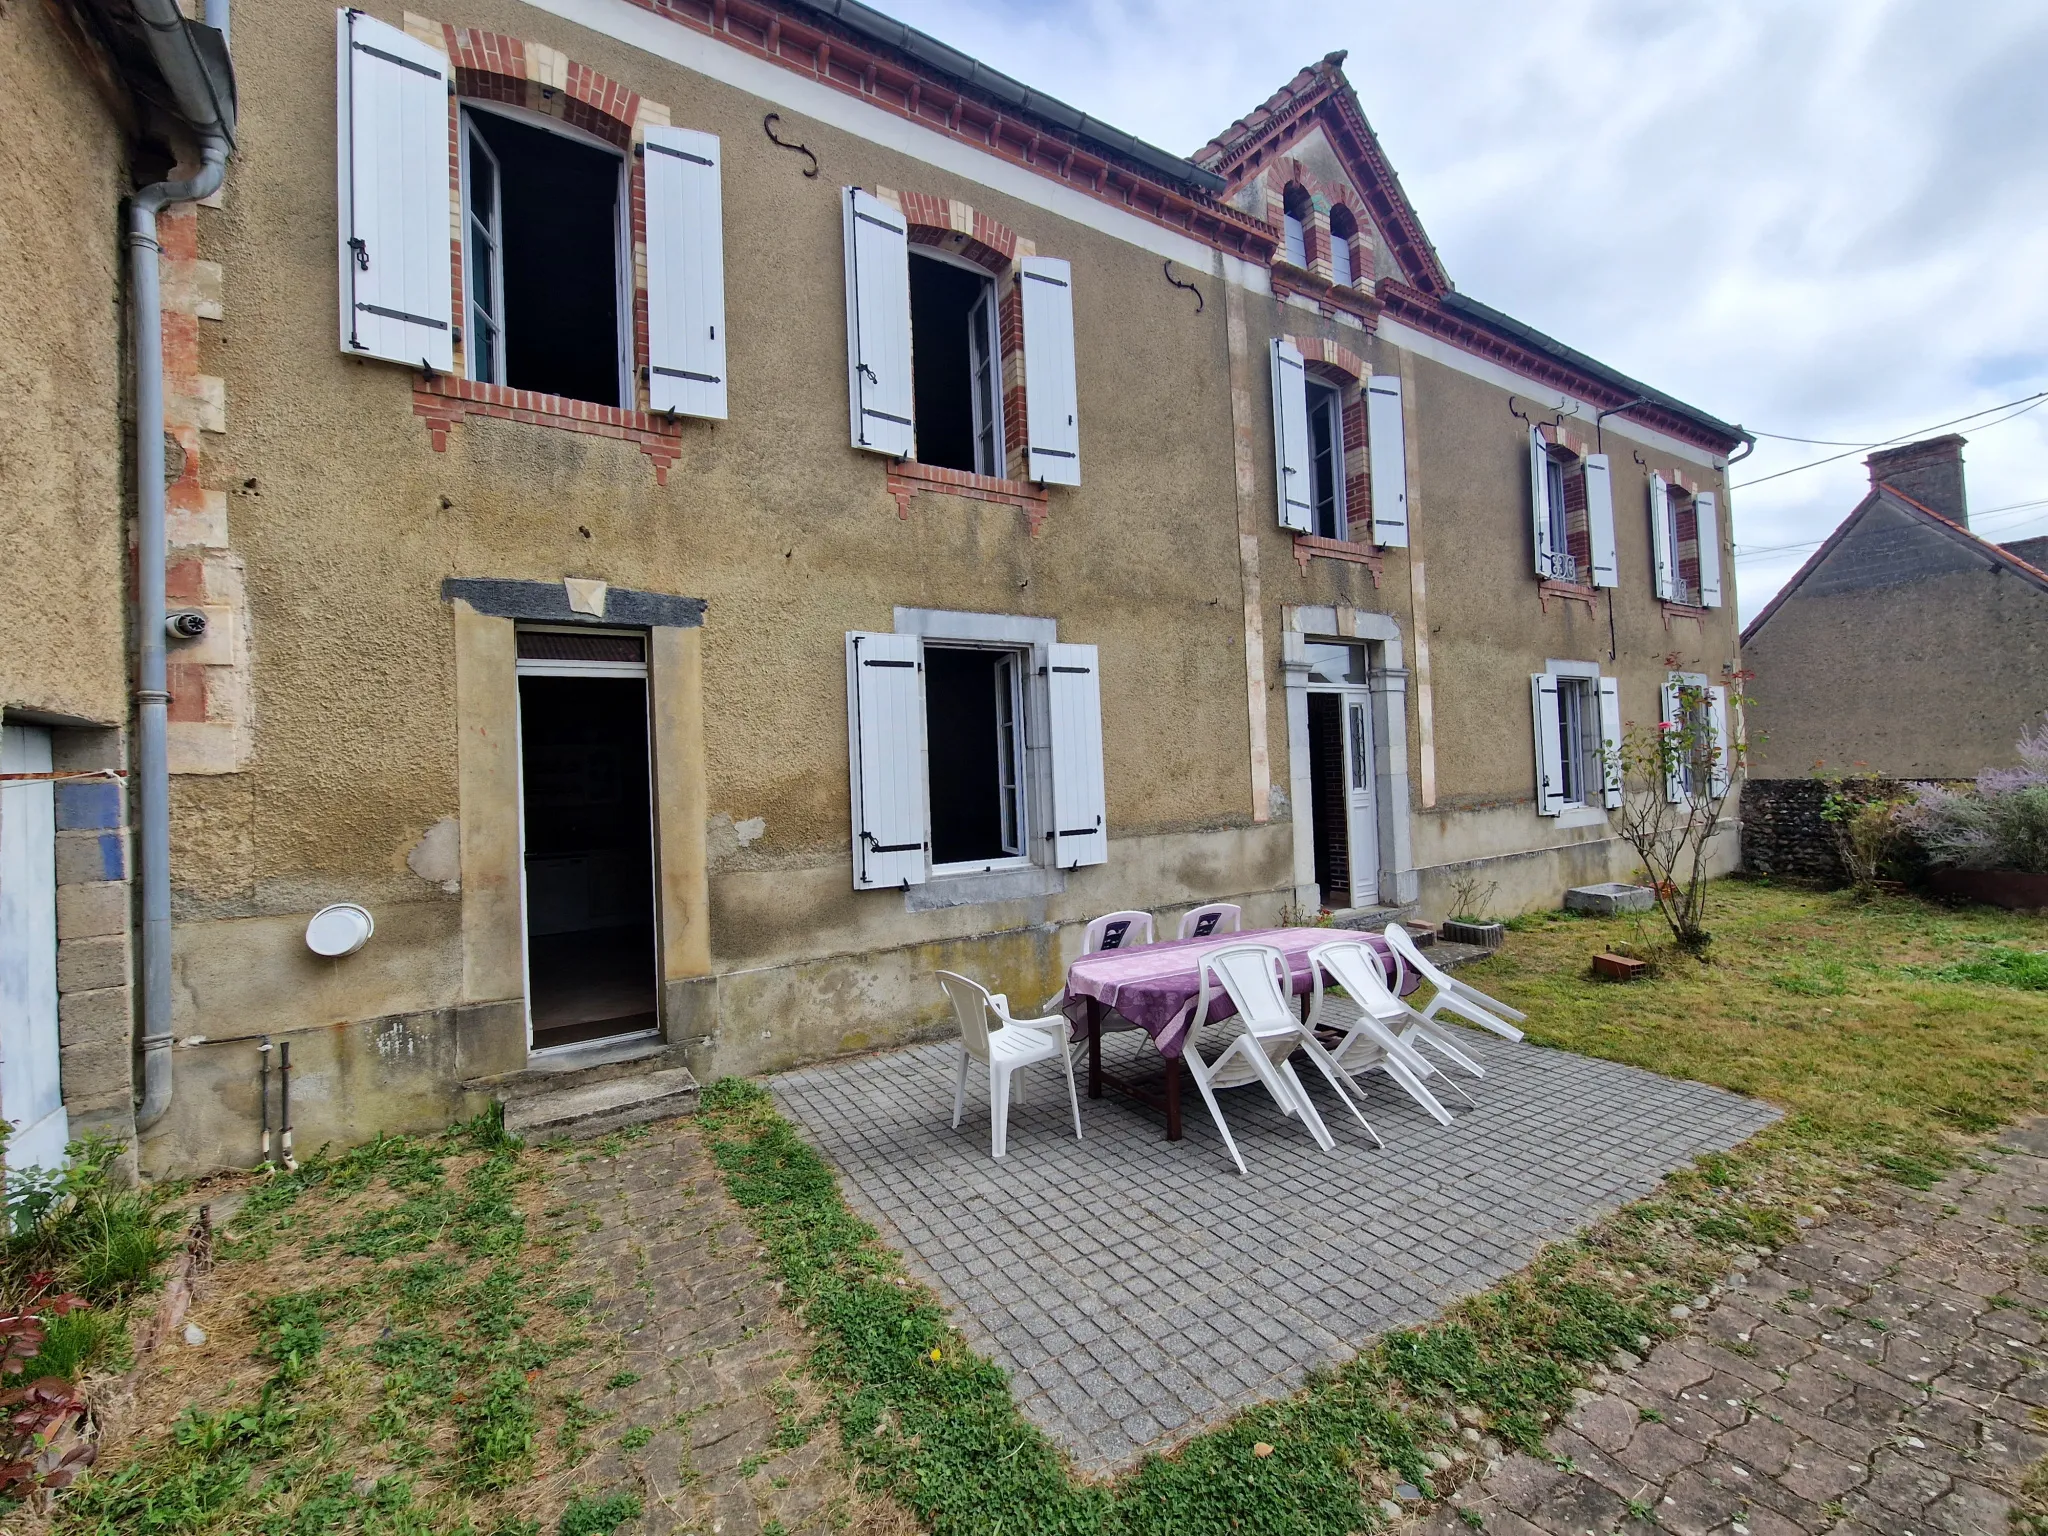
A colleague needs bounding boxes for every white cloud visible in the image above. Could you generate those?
[876,0,2048,621]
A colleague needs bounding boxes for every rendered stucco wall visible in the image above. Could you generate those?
[145,0,1270,1171]
[0,2,129,728]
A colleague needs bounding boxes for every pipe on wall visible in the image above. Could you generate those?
[131,0,234,1134]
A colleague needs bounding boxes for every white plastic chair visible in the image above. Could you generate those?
[937,971,1082,1160]
[1045,909,1156,1021]
[1384,924,1526,1041]
[1177,902,1243,941]
[1181,943,1378,1174]
[1306,940,1459,1125]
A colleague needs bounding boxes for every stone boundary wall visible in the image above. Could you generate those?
[1739,775,1964,884]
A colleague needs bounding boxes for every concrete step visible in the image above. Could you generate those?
[464,1035,693,1102]
[1327,901,1422,934]
[503,1067,701,1142]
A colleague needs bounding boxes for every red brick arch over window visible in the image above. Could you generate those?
[411,21,686,481]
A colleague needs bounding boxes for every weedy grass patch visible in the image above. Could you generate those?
[52,1112,635,1536]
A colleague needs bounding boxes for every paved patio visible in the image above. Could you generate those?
[772,1023,1780,1472]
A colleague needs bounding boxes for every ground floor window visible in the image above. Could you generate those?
[924,646,1027,866]
[1532,661,1622,817]
[846,619,1106,892]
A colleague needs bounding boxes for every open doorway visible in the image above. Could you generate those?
[517,630,657,1053]
[1302,642,1379,912]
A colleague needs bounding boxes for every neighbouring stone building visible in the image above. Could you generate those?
[5,0,1749,1176]
[1744,435,2048,780]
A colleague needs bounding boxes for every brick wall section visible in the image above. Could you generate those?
[413,377,686,482]
[887,461,1049,532]
[1000,281,1028,480]
[1341,392,1369,541]
[49,730,134,1141]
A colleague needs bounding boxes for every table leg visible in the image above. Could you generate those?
[1165,1053,1182,1141]
[1087,996,1102,1100]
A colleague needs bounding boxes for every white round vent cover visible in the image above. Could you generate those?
[305,903,374,958]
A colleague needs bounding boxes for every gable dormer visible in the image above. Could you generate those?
[1196,50,1451,316]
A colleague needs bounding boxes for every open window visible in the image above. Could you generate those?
[459,107,629,407]
[1660,673,1731,802]
[907,251,1005,476]
[845,628,1106,891]
[1532,662,1623,816]
[1305,379,1347,540]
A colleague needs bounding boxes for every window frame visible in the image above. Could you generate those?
[905,245,1008,479]
[1305,379,1348,541]
[455,100,636,410]
[1539,658,1614,827]
[924,640,1033,877]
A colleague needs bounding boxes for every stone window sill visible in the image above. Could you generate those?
[413,377,685,482]
[1292,534,1385,584]
[1271,263,1382,325]
[903,862,1065,912]
[885,460,1051,533]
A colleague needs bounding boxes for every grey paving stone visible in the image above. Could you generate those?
[772,1025,1778,1472]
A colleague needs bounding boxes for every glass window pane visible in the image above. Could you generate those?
[1331,236,1352,286]
[1284,212,1307,268]
[1304,642,1366,685]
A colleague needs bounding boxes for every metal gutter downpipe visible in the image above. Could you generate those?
[131,0,233,1134]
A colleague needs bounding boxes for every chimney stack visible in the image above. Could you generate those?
[1867,434,1968,526]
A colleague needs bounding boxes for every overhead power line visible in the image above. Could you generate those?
[1731,391,2048,490]
[1734,496,2048,565]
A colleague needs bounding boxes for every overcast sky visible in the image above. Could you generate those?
[878,0,2048,623]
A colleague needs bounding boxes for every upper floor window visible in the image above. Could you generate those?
[1528,427,1617,588]
[460,107,629,407]
[1649,475,1724,608]
[1328,206,1357,287]
[1305,379,1347,540]
[1282,183,1311,269]
[908,251,1004,477]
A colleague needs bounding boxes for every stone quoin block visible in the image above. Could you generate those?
[57,985,134,1049]
[55,828,126,885]
[57,880,129,941]
[57,934,131,994]
[54,778,123,830]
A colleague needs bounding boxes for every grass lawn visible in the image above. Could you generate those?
[32,879,2048,1536]
[1475,876,2048,1180]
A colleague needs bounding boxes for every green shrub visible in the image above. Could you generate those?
[1911,720,2048,873]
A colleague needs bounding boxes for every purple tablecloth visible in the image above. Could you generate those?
[1063,927,1414,1059]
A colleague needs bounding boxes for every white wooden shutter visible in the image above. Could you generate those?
[1366,374,1408,547]
[1020,257,1080,485]
[1585,453,1619,587]
[1660,677,1685,803]
[842,188,914,457]
[1649,474,1677,601]
[1047,642,1108,868]
[1695,491,1723,608]
[337,10,453,372]
[1707,684,1732,798]
[1530,673,1563,817]
[1597,676,1624,809]
[644,127,726,420]
[1529,426,1556,578]
[1270,340,1313,532]
[845,631,927,889]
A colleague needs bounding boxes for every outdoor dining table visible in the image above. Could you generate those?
[1061,926,1416,1140]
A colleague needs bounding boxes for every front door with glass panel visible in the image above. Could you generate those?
[1303,643,1380,911]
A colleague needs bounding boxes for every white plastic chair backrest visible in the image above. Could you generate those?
[1382,923,1453,993]
[1313,940,1405,1022]
[1178,903,1243,941]
[1199,944,1295,1036]
[1083,910,1155,954]
[936,971,1000,1062]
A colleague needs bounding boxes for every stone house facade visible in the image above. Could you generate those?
[6,0,1747,1176]
[1744,436,2048,780]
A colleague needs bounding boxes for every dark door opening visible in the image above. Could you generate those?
[519,671,657,1051]
[1306,692,1351,909]
[924,645,1024,867]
